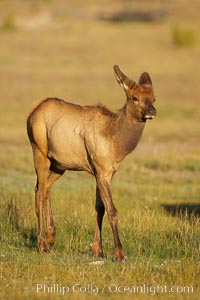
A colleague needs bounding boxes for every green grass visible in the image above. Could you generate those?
[1,15,16,31]
[0,1,200,299]
[1,195,199,299]
[171,25,196,47]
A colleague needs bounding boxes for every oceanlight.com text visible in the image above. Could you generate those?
[35,283,194,296]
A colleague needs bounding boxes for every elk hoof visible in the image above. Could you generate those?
[91,241,104,258]
[46,227,56,246]
[38,237,50,253]
[114,247,125,261]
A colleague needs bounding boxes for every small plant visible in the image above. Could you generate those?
[1,15,16,31]
[6,197,20,230]
[172,25,196,47]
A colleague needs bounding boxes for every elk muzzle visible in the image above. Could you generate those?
[144,106,157,120]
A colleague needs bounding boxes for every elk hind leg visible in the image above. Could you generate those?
[34,148,51,252]
[45,170,64,246]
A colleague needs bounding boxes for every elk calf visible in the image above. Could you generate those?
[27,65,156,261]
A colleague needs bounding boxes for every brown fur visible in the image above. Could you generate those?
[27,65,156,261]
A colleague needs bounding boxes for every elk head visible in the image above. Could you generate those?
[113,65,156,122]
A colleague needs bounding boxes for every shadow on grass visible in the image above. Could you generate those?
[98,7,168,23]
[22,227,37,249]
[162,203,200,218]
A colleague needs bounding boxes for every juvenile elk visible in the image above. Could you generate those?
[27,65,156,261]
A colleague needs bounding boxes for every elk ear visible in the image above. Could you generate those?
[139,72,152,85]
[113,65,135,92]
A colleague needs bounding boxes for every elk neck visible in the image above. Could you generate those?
[111,104,146,161]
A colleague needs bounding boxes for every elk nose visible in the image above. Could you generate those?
[145,106,157,119]
[148,107,156,116]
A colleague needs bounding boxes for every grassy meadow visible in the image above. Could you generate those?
[0,1,200,299]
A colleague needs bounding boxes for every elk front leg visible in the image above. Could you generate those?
[96,175,125,261]
[92,186,105,257]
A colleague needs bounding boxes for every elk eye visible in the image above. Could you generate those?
[132,96,139,102]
